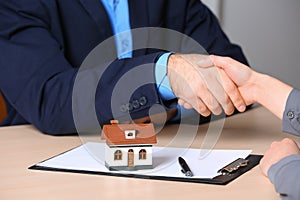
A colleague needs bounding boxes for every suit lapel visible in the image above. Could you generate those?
[128,0,149,29]
[78,0,113,39]
[128,0,149,56]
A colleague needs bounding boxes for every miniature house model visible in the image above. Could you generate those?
[103,120,157,171]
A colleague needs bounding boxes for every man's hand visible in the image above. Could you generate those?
[167,54,246,116]
[260,138,300,176]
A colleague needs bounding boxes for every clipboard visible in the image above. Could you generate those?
[29,143,262,185]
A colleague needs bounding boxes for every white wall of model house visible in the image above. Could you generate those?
[105,144,153,168]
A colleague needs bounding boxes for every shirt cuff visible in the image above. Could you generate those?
[268,154,300,184]
[267,154,300,197]
[155,52,176,100]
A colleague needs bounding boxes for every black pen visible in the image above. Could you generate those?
[178,157,193,177]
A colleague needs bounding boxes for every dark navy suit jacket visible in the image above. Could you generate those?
[0,0,248,135]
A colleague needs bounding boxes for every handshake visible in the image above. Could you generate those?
[167,54,270,117]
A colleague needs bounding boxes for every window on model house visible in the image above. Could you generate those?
[114,150,122,160]
[139,149,146,160]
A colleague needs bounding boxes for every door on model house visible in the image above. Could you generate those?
[128,149,134,167]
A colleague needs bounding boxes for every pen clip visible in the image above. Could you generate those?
[217,158,249,175]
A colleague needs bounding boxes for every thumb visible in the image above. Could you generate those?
[209,55,232,70]
[196,55,215,68]
[178,54,215,69]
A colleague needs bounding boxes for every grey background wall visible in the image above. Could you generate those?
[202,0,300,87]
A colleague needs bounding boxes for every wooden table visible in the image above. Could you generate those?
[1,106,299,200]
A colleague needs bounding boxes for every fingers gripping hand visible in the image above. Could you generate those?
[210,55,252,87]
[209,55,257,105]
[168,54,246,116]
[178,69,245,115]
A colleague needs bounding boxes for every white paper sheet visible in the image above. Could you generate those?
[36,142,251,179]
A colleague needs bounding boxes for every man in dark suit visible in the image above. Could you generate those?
[0,0,248,135]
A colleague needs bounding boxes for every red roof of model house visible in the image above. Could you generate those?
[103,121,157,146]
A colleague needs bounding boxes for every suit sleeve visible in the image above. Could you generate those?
[282,89,300,135]
[0,1,164,135]
[268,155,300,199]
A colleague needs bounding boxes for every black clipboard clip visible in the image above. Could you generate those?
[217,158,249,175]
